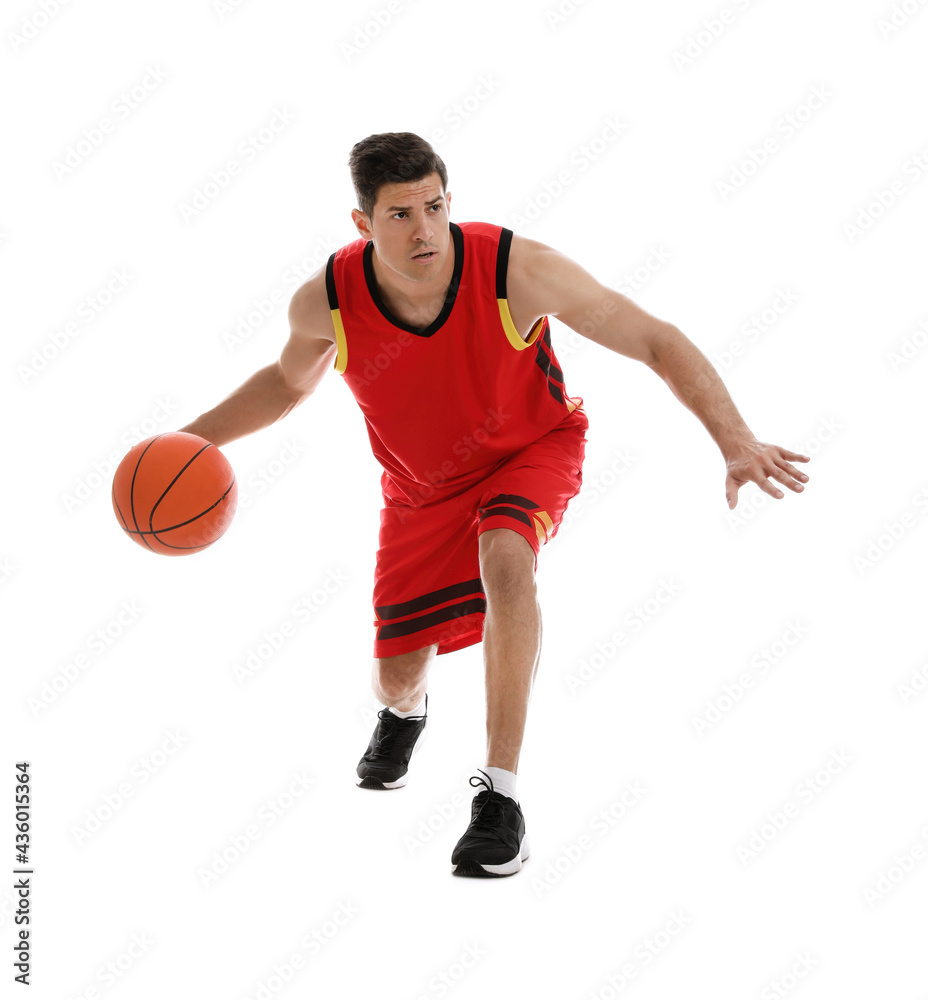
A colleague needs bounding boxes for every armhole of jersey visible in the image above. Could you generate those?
[325,253,348,374]
[495,227,545,351]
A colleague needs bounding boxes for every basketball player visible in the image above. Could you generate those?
[180,132,810,878]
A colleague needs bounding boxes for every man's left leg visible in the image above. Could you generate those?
[450,526,538,878]
[450,407,589,877]
[480,527,541,774]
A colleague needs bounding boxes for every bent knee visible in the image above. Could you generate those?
[374,644,436,692]
[479,528,536,593]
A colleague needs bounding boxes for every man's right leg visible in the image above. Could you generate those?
[357,642,438,789]
[372,642,439,711]
[361,486,488,790]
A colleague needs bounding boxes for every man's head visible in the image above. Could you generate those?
[349,132,452,284]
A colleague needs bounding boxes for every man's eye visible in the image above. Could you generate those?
[392,205,441,219]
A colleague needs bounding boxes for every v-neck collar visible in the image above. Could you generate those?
[363,221,464,337]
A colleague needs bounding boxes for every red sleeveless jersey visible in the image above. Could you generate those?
[324,220,584,506]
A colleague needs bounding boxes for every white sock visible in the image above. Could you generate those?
[480,765,518,803]
[386,696,426,719]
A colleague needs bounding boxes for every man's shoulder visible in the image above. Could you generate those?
[292,230,367,318]
[287,266,336,345]
[455,220,506,243]
[506,231,559,286]
[332,231,370,260]
[455,222,551,256]
[456,219,502,233]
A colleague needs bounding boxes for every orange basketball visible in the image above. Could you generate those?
[112,432,237,555]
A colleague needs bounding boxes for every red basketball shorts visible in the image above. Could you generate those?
[371,406,589,659]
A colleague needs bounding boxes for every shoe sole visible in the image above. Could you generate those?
[451,832,530,878]
[356,715,429,790]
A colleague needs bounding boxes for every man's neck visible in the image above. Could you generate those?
[371,235,456,314]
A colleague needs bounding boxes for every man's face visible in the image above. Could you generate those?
[352,172,452,285]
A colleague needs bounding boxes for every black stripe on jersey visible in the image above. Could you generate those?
[325,253,339,309]
[478,505,533,528]
[534,342,563,385]
[377,597,487,640]
[496,227,514,299]
[534,344,551,379]
[533,325,565,400]
[541,327,563,382]
[375,576,485,620]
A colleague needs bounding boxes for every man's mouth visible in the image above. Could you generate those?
[412,250,437,262]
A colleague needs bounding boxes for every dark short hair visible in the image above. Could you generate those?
[348,132,448,220]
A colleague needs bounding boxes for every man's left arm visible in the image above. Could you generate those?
[509,236,810,509]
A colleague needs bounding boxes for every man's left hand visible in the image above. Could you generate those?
[724,439,810,509]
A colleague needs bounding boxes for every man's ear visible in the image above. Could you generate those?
[351,208,372,240]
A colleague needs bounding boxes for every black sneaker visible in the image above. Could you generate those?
[356,694,428,789]
[450,769,530,877]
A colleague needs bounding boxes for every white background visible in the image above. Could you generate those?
[4,0,928,997]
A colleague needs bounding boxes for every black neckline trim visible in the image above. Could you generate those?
[362,221,464,337]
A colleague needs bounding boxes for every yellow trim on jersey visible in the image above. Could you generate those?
[498,299,545,351]
[332,308,348,374]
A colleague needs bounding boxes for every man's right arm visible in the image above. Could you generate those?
[179,271,338,448]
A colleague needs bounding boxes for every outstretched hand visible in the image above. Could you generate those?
[724,439,810,509]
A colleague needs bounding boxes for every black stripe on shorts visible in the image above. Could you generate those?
[482,494,537,511]
[478,505,533,528]
[375,577,484,620]
[377,597,487,640]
